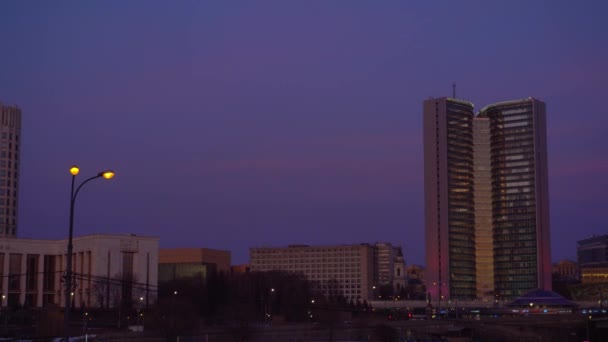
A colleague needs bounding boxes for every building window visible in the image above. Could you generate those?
[121,252,135,308]
[26,254,38,292]
[43,255,56,292]
[9,253,22,292]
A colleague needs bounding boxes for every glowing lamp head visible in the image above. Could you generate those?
[100,170,115,179]
[69,166,80,176]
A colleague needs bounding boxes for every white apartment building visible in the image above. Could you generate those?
[250,244,374,301]
[0,234,158,308]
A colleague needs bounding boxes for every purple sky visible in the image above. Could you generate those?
[1,1,607,266]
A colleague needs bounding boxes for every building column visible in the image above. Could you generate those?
[84,251,90,307]
[37,254,44,307]
[76,252,81,308]
[19,253,26,305]
[1,253,8,306]
[59,254,65,307]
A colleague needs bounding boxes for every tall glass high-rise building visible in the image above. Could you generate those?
[424,98,476,301]
[424,97,551,300]
[0,103,21,237]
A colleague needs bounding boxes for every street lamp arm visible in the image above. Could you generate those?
[72,175,102,203]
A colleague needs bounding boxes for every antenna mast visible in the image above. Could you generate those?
[452,83,456,99]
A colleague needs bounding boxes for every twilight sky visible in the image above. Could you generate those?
[1,1,607,266]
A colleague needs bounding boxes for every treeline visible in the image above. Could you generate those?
[147,270,370,338]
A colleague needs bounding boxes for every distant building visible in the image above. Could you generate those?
[552,260,579,281]
[231,264,251,274]
[0,234,158,308]
[578,235,608,284]
[578,235,608,268]
[392,248,406,295]
[405,265,426,300]
[250,244,375,301]
[580,268,608,284]
[406,264,425,282]
[158,248,231,283]
[373,242,400,286]
[0,102,21,238]
[424,97,552,300]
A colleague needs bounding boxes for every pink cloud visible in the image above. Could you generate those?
[552,157,608,178]
[296,133,421,149]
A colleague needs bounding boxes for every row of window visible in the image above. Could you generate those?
[253,260,363,267]
[0,151,19,161]
[252,250,361,255]
[0,132,19,141]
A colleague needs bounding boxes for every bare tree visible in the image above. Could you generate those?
[92,280,108,309]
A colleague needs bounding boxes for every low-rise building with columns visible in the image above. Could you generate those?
[0,234,158,308]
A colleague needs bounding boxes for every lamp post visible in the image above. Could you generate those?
[64,166,115,341]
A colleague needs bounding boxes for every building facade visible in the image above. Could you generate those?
[481,99,551,298]
[578,235,608,268]
[392,248,407,294]
[424,97,551,300]
[158,248,231,283]
[473,116,494,299]
[578,235,608,284]
[0,234,158,308]
[0,103,21,238]
[406,264,425,282]
[231,264,251,275]
[250,244,375,301]
[552,260,579,281]
[424,97,476,300]
[373,242,401,287]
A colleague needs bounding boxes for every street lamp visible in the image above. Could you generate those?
[64,165,115,341]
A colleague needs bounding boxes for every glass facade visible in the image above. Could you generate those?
[158,263,209,283]
[425,97,550,300]
[577,235,608,267]
[445,100,476,299]
[483,100,539,298]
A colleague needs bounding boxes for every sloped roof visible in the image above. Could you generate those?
[508,289,577,307]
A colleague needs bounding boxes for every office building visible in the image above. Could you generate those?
[158,248,231,283]
[424,97,476,300]
[424,97,552,300]
[578,235,608,284]
[0,234,158,308]
[482,99,552,298]
[0,103,21,238]
[578,235,608,268]
[250,244,375,301]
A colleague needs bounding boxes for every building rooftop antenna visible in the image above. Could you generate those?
[452,83,456,99]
